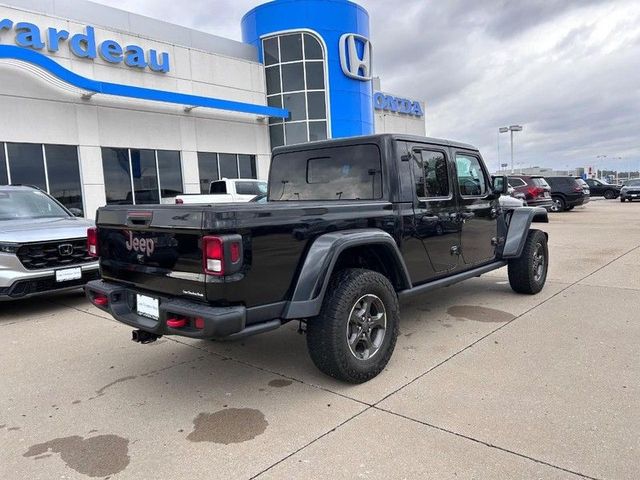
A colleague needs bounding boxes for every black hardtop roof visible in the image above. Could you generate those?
[272,134,478,155]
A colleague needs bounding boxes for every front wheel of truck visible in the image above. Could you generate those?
[306,268,399,383]
[508,229,548,295]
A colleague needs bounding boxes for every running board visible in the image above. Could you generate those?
[398,261,507,300]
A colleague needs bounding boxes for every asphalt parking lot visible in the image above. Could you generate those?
[1,199,638,480]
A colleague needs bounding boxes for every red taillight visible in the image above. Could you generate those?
[203,236,224,275]
[574,186,583,192]
[175,198,184,204]
[202,235,243,276]
[87,227,98,257]
[527,186,544,199]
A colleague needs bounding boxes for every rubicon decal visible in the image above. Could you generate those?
[125,231,155,257]
[0,18,170,72]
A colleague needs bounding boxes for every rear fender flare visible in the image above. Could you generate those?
[502,207,549,259]
[283,229,411,319]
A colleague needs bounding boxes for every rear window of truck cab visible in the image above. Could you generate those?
[269,144,383,201]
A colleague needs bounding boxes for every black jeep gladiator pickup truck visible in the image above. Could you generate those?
[86,134,549,383]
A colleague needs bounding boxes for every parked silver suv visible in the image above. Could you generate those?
[620,179,640,202]
[0,186,99,300]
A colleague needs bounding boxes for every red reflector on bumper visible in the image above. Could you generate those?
[167,318,187,328]
[194,317,205,329]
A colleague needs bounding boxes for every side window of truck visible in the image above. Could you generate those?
[455,154,488,196]
[412,150,450,199]
[210,181,228,194]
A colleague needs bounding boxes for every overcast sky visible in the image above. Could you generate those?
[95,0,640,173]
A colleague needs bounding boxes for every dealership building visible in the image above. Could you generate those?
[0,0,425,218]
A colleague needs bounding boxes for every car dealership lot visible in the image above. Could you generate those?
[1,200,638,480]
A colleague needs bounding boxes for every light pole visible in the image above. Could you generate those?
[498,127,508,173]
[499,125,523,174]
[596,155,607,179]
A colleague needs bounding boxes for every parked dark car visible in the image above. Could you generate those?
[85,134,550,383]
[620,179,640,202]
[585,178,620,199]
[507,175,553,210]
[545,176,585,212]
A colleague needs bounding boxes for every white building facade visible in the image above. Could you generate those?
[0,0,426,218]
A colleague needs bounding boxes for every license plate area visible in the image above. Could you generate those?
[136,294,159,320]
[55,267,82,283]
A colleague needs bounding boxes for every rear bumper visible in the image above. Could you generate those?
[566,196,585,207]
[527,198,553,210]
[85,279,246,339]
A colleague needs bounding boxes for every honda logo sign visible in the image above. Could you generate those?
[58,243,74,256]
[339,33,372,81]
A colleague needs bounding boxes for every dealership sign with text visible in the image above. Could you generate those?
[0,18,170,72]
[374,92,424,117]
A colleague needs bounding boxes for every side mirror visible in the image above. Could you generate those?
[491,176,509,195]
[68,208,84,217]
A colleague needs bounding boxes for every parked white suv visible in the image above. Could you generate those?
[0,186,99,301]
[175,179,267,204]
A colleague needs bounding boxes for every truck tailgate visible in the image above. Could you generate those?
[96,207,206,298]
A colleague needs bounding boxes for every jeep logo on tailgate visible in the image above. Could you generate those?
[125,231,155,257]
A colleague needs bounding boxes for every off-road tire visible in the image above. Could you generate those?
[306,268,399,383]
[508,229,548,295]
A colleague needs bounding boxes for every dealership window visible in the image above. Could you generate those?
[101,148,183,205]
[45,145,84,212]
[263,32,329,148]
[157,151,183,198]
[197,152,258,193]
[0,142,84,214]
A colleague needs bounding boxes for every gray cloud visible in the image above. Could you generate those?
[94,0,640,172]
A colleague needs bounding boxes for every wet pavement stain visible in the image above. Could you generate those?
[268,379,293,388]
[187,409,268,444]
[447,305,515,323]
[24,434,130,478]
[89,376,137,400]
